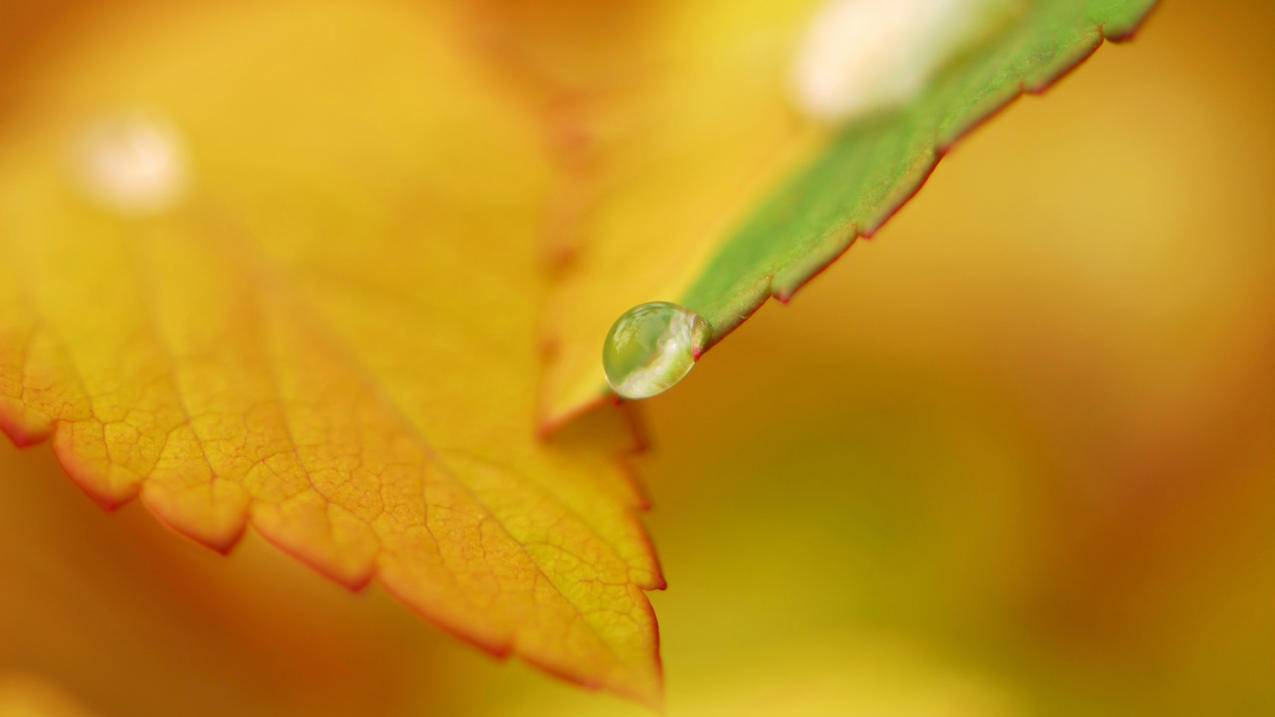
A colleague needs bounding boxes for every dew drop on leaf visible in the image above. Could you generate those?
[72,113,189,215]
[603,302,711,400]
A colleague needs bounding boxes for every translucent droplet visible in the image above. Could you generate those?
[603,302,711,400]
[72,112,189,215]
[791,0,1019,123]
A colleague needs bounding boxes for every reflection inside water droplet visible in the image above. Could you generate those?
[72,112,188,215]
[603,302,711,400]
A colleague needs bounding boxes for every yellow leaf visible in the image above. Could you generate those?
[0,0,661,703]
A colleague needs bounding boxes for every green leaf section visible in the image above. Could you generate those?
[681,0,1156,341]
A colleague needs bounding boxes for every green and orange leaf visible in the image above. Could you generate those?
[530,0,1159,426]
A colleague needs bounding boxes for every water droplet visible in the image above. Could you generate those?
[72,112,189,215]
[791,0,1019,123]
[603,302,711,400]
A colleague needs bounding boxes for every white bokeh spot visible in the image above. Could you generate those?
[73,113,189,215]
[791,0,1018,123]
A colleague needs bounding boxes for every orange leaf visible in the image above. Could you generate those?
[0,0,661,703]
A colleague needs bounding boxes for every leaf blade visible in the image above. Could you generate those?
[0,0,662,703]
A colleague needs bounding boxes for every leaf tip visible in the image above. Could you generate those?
[0,401,53,448]
[140,482,252,555]
[1099,0,1160,43]
[50,437,141,511]
[250,505,380,592]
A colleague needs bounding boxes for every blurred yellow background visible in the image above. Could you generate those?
[3,2,1274,715]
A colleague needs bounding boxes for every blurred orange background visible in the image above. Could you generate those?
[3,2,1275,715]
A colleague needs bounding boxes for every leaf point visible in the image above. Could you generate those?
[535,392,610,441]
[1101,0,1160,43]
[374,575,515,658]
[139,482,250,555]
[49,429,140,511]
[0,403,53,447]
[250,513,378,592]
